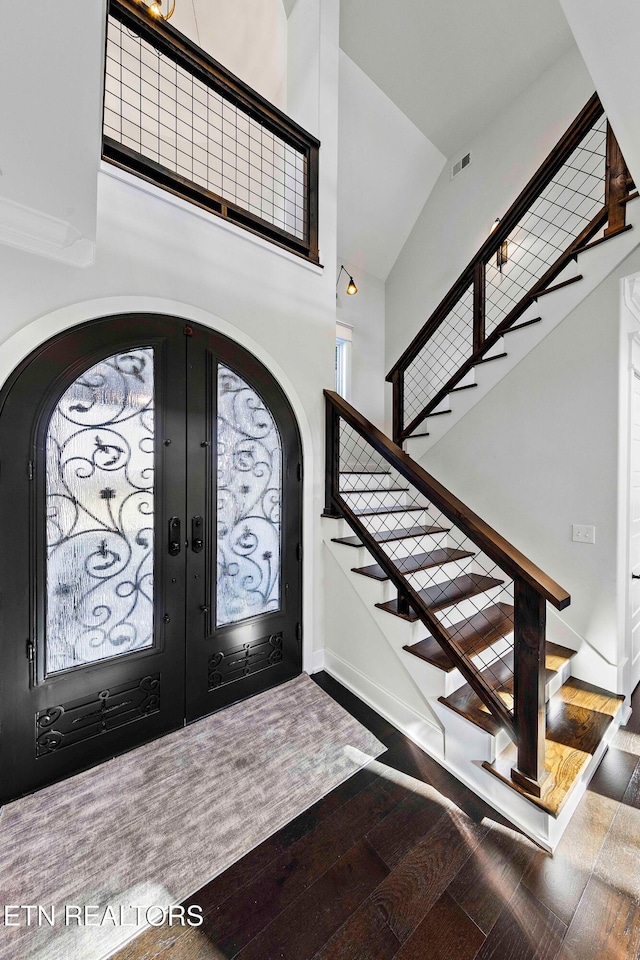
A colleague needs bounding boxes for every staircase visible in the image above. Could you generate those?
[388,93,637,450]
[322,93,634,851]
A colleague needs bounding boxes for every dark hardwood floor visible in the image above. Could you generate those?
[113,673,640,960]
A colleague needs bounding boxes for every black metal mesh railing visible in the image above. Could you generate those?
[337,417,517,718]
[484,115,608,335]
[403,284,474,427]
[391,97,630,441]
[102,3,319,260]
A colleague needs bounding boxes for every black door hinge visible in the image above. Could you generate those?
[297,462,303,482]
[296,623,302,643]
[28,460,34,481]
[296,543,303,562]
[26,639,34,662]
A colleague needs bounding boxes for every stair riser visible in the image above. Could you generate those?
[433,700,500,764]
[372,605,430,649]
[405,557,483,590]
[340,490,411,512]
[357,509,430,533]
[339,474,394,492]
[404,552,505,589]
[374,530,451,560]
[435,585,512,627]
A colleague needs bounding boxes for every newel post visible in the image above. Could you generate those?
[472,259,486,355]
[323,394,342,518]
[511,578,548,797]
[391,369,404,445]
[604,122,632,237]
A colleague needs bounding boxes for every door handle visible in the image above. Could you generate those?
[168,517,181,556]
[633,573,640,580]
[192,516,204,553]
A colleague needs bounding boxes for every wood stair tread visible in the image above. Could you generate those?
[439,641,577,736]
[473,352,508,366]
[331,524,449,549]
[376,572,504,624]
[341,485,409,494]
[483,677,625,817]
[352,547,475,581]
[533,274,583,299]
[502,316,542,334]
[403,601,514,672]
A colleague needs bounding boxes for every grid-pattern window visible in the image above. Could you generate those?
[103,14,308,241]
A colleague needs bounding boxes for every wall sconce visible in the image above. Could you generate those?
[491,218,508,272]
[337,265,358,296]
[146,0,176,20]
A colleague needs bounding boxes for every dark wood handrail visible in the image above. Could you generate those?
[387,93,603,381]
[325,389,570,611]
[105,0,320,263]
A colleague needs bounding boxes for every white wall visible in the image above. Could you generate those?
[385,45,595,381]
[337,52,446,282]
[170,0,288,109]
[0,0,105,262]
[336,259,387,430]
[0,0,341,668]
[559,0,640,188]
[421,245,640,695]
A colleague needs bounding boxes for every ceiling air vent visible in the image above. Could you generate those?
[451,152,471,180]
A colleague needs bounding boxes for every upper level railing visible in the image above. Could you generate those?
[325,389,571,796]
[387,94,635,443]
[102,0,320,263]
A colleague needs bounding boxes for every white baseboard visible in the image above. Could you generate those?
[311,648,326,674]
[323,649,444,756]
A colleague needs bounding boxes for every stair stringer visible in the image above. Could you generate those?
[321,518,575,851]
[322,529,446,753]
[405,202,640,459]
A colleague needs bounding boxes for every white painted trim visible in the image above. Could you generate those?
[323,648,443,752]
[0,195,94,267]
[0,296,318,677]
[623,272,640,326]
[335,320,353,341]
[311,649,326,673]
[620,274,640,698]
[99,162,323,273]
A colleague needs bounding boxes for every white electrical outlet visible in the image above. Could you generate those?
[572,524,596,544]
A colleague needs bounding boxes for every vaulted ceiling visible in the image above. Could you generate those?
[339,0,576,158]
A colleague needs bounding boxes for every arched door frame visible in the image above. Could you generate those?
[0,297,316,677]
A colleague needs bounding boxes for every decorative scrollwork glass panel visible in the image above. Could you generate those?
[45,349,155,673]
[216,365,282,626]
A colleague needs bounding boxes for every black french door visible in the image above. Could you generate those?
[0,315,302,804]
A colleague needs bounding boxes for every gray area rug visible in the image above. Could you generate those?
[0,673,384,960]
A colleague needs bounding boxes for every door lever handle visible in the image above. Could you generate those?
[168,517,181,556]
[192,515,204,553]
[633,573,640,580]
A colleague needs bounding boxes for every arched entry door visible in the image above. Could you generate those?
[0,315,303,803]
